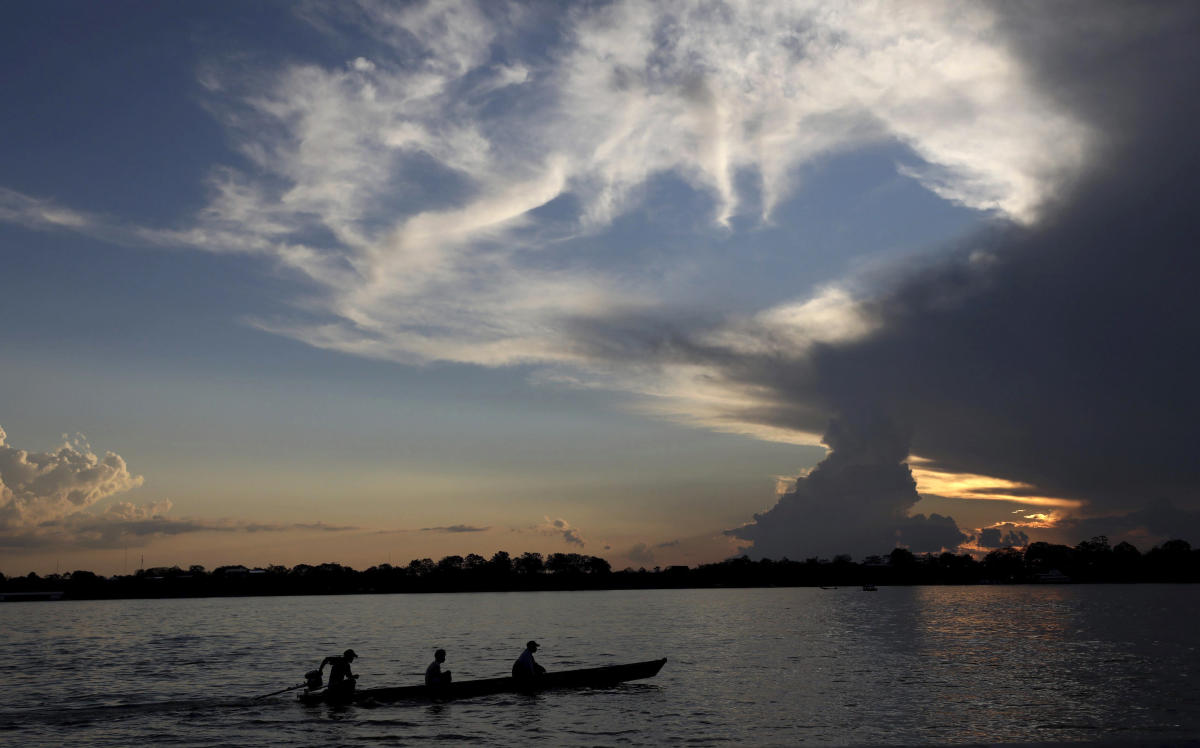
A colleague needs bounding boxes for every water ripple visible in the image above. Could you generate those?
[1,587,1199,745]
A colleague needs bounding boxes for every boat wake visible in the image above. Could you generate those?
[0,696,254,729]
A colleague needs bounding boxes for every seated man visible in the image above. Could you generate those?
[511,640,546,680]
[425,648,452,689]
[321,648,358,697]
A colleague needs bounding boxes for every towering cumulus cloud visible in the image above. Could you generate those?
[0,425,360,549]
[0,426,143,532]
[569,1,1200,555]
[700,1,1200,550]
[2,2,1198,558]
[804,2,1200,526]
[727,413,964,560]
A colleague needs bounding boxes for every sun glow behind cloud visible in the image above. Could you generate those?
[1,0,1129,568]
[910,458,1083,509]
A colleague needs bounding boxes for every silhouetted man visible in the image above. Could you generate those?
[425,649,452,689]
[321,648,358,697]
[512,640,546,680]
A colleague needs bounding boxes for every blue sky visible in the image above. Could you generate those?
[6,1,1193,575]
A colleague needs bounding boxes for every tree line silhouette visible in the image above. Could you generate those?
[2,536,1197,601]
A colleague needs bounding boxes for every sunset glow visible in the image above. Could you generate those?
[2,1,1198,576]
[910,460,1084,508]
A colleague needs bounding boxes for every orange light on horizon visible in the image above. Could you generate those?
[910,458,1083,509]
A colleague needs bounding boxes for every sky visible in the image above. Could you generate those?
[2,1,1198,576]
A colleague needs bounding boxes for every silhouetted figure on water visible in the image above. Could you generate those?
[320,648,358,697]
[426,648,452,690]
[512,640,546,680]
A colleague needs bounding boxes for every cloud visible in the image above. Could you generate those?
[0,0,1090,374]
[1,500,194,550]
[537,516,585,547]
[245,521,361,533]
[0,187,95,231]
[974,524,1031,549]
[627,542,655,565]
[910,459,1082,508]
[421,524,490,533]
[0,424,358,549]
[742,1,1200,516]
[726,413,966,560]
[0,426,143,530]
[562,1,1087,225]
[0,2,1111,462]
[3,2,1195,556]
[557,2,1200,537]
[0,502,361,551]
[1046,501,1200,549]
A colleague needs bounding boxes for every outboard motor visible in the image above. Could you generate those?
[305,669,324,691]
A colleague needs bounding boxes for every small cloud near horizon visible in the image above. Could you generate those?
[627,542,655,565]
[0,424,359,550]
[536,517,585,547]
[421,524,491,533]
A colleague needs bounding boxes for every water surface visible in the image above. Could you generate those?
[2,585,1198,745]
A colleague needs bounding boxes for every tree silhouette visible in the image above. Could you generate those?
[984,546,1026,582]
[5,535,1199,601]
[515,552,544,575]
[487,551,513,574]
[1024,541,1073,575]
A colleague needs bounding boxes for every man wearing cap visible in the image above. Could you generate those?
[512,640,546,680]
[320,648,359,697]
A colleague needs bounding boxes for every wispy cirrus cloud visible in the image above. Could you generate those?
[0,187,94,231]
[17,1,1188,561]
[0,1,1090,383]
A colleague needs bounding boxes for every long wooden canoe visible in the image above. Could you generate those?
[298,658,667,705]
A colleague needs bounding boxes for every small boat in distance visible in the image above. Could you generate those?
[298,658,668,706]
[862,584,878,591]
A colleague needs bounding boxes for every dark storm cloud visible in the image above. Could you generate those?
[976,525,1031,549]
[725,413,967,560]
[1050,501,1200,548]
[805,1,1200,512]
[567,2,1200,555]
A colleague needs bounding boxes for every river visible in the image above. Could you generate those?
[2,585,1198,746]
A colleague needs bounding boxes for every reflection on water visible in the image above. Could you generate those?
[1,586,1198,746]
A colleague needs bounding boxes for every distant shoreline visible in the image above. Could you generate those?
[3,537,1197,601]
[2,580,1197,604]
